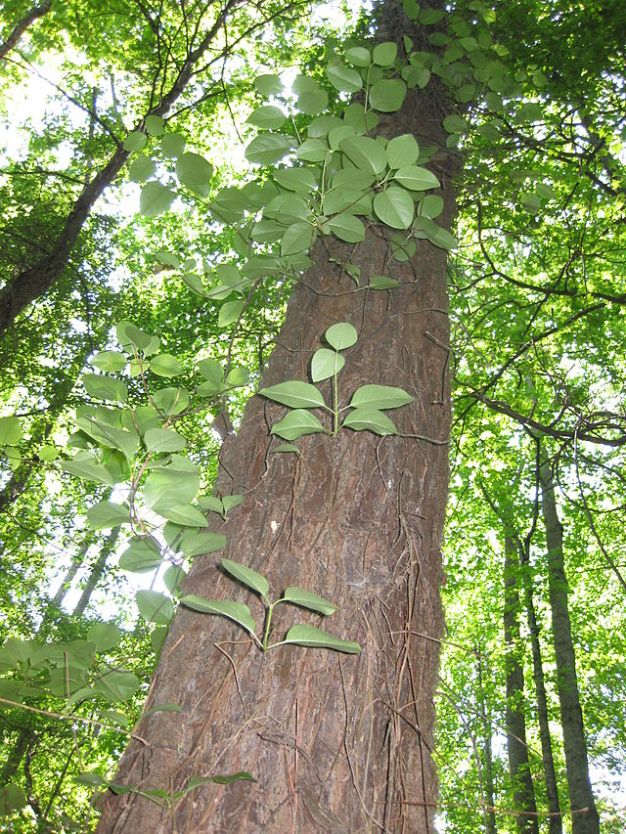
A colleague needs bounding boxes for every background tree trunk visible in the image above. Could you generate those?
[95,34,456,834]
[518,537,563,834]
[503,535,539,834]
[539,455,599,834]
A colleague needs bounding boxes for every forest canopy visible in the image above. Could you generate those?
[0,0,624,832]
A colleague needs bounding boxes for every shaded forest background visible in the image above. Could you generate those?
[0,0,624,831]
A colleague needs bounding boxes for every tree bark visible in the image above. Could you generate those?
[503,535,539,834]
[476,651,498,834]
[0,0,52,61]
[518,539,563,834]
[539,456,599,834]
[0,0,244,348]
[73,527,120,616]
[95,29,456,834]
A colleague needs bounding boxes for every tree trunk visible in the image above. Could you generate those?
[95,27,456,834]
[503,535,539,834]
[73,527,120,616]
[539,456,599,834]
[518,539,563,834]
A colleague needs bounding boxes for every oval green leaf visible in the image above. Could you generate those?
[271,409,326,440]
[180,596,257,635]
[342,407,398,435]
[349,384,413,410]
[281,587,338,615]
[221,559,270,599]
[325,322,357,351]
[281,624,361,653]
[373,188,415,229]
[259,381,326,409]
[311,348,345,383]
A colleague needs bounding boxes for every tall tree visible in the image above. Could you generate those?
[539,452,600,833]
[503,533,539,834]
[95,7,455,834]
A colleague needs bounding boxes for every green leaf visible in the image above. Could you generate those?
[274,443,300,454]
[311,348,345,383]
[342,407,398,435]
[394,165,439,191]
[274,167,318,194]
[0,784,27,815]
[296,88,328,115]
[144,465,200,511]
[150,354,183,378]
[373,41,397,67]
[326,62,362,93]
[154,502,207,527]
[161,132,186,157]
[271,409,326,440]
[91,350,127,372]
[136,590,174,625]
[82,373,128,403]
[254,73,282,96]
[344,46,371,67]
[152,387,189,416]
[123,131,146,152]
[221,559,270,599]
[206,772,255,786]
[281,624,361,653]
[0,416,21,446]
[373,188,415,229]
[180,596,257,635]
[226,367,249,387]
[296,138,329,163]
[339,135,387,176]
[62,452,116,485]
[87,501,130,530]
[325,213,365,243]
[163,564,187,593]
[245,134,295,165]
[176,152,213,198]
[38,445,59,461]
[144,427,186,453]
[180,531,227,558]
[386,134,419,169]
[419,194,444,219]
[87,623,123,651]
[140,181,176,216]
[369,78,407,112]
[325,322,357,351]
[413,217,457,250]
[247,105,286,129]
[281,222,314,256]
[145,115,165,136]
[349,384,413,410]
[370,275,400,290]
[259,381,326,409]
[119,537,163,573]
[93,669,141,702]
[222,494,243,514]
[218,299,244,328]
[128,156,156,182]
[442,114,469,134]
[197,358,224,388]
[281,587,338,615]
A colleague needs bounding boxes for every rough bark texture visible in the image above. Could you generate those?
[539,457,599,834]
[519,540,562,834]
[503,535,538,834]
[96,32,455,834]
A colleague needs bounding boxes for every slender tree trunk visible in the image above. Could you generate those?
[73,527,120,616]
[518,540,563,834]
[95,13,456,831]
[503,535,539,834]
[539,456,599,834]
[0,0,244,347]
[0,0,52,61]
[476,651,498,834]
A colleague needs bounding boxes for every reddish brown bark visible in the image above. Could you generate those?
[95,72,456,831]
